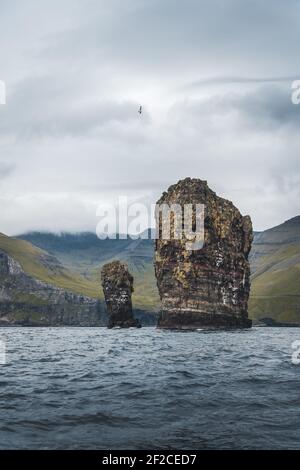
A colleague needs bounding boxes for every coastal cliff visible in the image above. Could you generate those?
[101,261,141,328]
[0,249,106,326]
[154,178,253,329]
[15,215,300,326]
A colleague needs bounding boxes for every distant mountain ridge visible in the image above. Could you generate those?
[17,215,300,325]
[18,231,160,312]
[0,233,106,326]
[0,232,157,326]
[249,216,300,324]
[250,216,300,274]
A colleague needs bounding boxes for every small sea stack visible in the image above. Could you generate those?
[101,261,141,328]
[154,178,253,330]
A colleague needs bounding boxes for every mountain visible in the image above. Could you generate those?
[250,216,300,272]
[0,233,157,325]
[18,232,160,312]
[0,232,100,298]
[0,233,105,326]
[249,216,300,324]
[18,216,300,325]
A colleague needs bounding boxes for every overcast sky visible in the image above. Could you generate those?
[0,0,300,235]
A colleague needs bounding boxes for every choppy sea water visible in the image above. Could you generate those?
[0,327,300,450]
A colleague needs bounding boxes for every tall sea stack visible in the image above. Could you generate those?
[101,261,141,328]
[154,178,253,329]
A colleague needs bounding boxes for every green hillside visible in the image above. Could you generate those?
[249,216,300,323]
[17,216,300,323]
[250,216,300,273]
[0,233,100,299]
[18,232,161,312]
[90,237,160,311]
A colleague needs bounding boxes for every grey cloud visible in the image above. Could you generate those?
[182,76,300,90]
[0,76,150,139]
[35,0,300,80]
[233,85,300,130]
[172,84,300,131]
[0,0,299,234]
[0,162,14,180]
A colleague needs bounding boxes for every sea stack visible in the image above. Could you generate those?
[154,178,253,329]
[101,261,141,328]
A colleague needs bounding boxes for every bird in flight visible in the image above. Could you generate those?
[138,106,142,115]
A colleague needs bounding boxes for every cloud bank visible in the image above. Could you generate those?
[0,0,300,234]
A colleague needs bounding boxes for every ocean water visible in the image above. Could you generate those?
[0,326,299,450]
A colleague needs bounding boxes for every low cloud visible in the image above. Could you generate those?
[0,0,300,234]
[0,162,14,180]
[182,76,300,90]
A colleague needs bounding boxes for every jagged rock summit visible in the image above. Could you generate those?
[154,178,253,329]
[101,261,141,328]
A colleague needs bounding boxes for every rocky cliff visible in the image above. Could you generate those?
[19,215,300,326]
[154,178,253,329]
[0,250,106,326]
[101,261,141,328]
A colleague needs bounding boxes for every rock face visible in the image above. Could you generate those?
[101,261,141,328]
[154,178,253,329]
[0,250,106,326]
